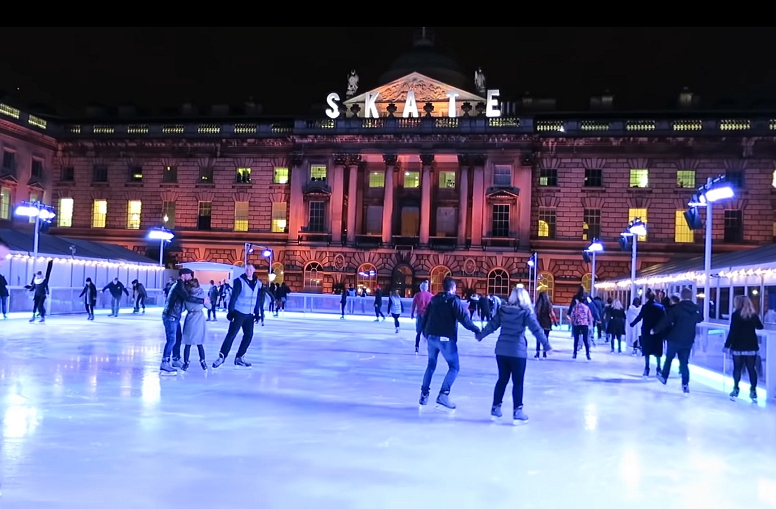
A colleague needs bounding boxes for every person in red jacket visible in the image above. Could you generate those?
[410,280,433,354]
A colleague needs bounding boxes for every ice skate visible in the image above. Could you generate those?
[200,359,208,371]
[418,392,429,406]
[212,354,225,369]
[491,404,502,420]
[435,393,456,412]
[750,388,758,403]
[656,372,667,385]
[682,384,690,395]
[181,361,190,372]
[533,353,540,360]
[234,356,252,367]
[729,387,739,400]
[159,359,177,376]
[642,367,650,378]
[513,406,528,425]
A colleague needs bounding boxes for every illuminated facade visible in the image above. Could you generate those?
[2,35,776,303]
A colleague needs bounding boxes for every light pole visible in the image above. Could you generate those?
[245,243,275,282]
[526,252,538,302]
[148,227,174,267]
[583,240,604,298]
[621,219,646,304]
[688,176,734,320]
[14,200,56,271]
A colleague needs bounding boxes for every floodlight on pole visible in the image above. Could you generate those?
[623,217,647,304]
[584,240,604,298]
[244,243,275,282]
[14,200,56,271]
[148,227,174,267]
[527,252,538,302]
[686,175,735,320]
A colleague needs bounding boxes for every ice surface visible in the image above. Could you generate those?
[1,308,775,509]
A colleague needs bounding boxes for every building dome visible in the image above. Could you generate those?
[378,29,469,90]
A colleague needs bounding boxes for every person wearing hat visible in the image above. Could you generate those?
[160,268,204,375]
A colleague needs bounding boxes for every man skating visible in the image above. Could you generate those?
[25,260,53,323]
[102,278,129,317]
[410,280,433,354]
[213,264,262,368]
[160,268,203,375]
[419,276,480,411]
[654,288,702,394]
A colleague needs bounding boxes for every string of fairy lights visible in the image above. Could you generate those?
[595,267,776,290]
[4,252,165,271]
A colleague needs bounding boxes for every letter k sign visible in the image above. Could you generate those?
[364,92,379,118]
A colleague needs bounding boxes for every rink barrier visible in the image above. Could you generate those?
[2,286,165,315]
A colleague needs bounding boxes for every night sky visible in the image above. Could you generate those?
[2,27,776,116]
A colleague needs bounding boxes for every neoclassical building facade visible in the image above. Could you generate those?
[1,36,775,302]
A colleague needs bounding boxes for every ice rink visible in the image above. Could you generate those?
[1,307,775,509]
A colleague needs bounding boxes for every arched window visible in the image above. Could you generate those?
[304,262,324,293]
[487,268,510,297]
[581,273,592,293]
[357,263,377,294]
[537,272,555,301]
[429,265,451,294]
[271,262,284,285]
[393,265,414,298]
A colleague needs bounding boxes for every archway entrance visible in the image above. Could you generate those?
[393,265,414,298]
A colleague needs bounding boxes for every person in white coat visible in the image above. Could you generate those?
[625,297,642,356]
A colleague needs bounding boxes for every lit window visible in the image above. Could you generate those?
[581,273,592,293]
[537,273,555,301]
[357,263,377,293]
[675,210,694,243]
[310,165,327,180]
[539,168,557,186]
[538,208,556,238]
[271,262,285,285]
[129,166,143,182]
[404,171,420,188]
[677,170,696,189]
[92,200,107,228]
[629,169,649,188]
[271,202,287,232]
[439,171,456,188]
[199,166,214,183]
[162,201,176,229]
[234,201,249,231]
[304,261,324,291]
[628,208,648,241]
[368,171,385,188]
[0,188,10,219]
[274,167,289,184]
[58,198,74,227]
[582,209,601,241]
[127,200,142,230]
[429,266,451,294]
[236,167,251,184]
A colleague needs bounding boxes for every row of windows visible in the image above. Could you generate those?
[537,207,744,243]
[2,150,45,178]
[539,168,747,190]
[366,170,459,189]
[60,165,292,185]
[55,198,289,232]
[305,262,557,300]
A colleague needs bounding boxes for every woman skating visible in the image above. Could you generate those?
[630,290,666,377]
[476,286,552,424]
[182,278,208,371]
[388,289,403,333]
[626,297,642,355]
[607,299,626,353]
[79,277,98,320]
[724,295,763,402]
[533,291,556,359]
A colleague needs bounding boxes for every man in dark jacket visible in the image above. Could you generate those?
[161,268,202,374]
[0,271,8,320]
[373,286,385,321]
[207,280,219,321]
[419,276,481,410]
[131,279,147,313]
[102,278,129,317]
[25,260,53,323]
[654,287,702,393]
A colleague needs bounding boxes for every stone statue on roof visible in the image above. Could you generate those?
[347,69,359,97]
[474,67,486,94]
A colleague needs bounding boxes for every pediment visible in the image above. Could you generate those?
[486,186,520,199]
[345,72,485,106]
[0,173,18,185]
[27,179,45,190]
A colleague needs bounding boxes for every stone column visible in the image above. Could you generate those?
[470,155,487,247]
[346,159,360,246]
[331,155,347,245]
[287,153,305,244]
[382,154,397,246]
[419,153,434,246]
[456,154,470,247]
[515,162,532,250]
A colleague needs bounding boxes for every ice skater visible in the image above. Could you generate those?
[160,268,201,375]
[25,260,53,323]
[212,264,262,369]
[607,299,626,354]
[533,291,556,359]
[654,288,702,394]
[388,289,403,333]
[630,290,666,377]
[724,295,763,402]
[569,295,593,360]
[131,279,147,313]
[102,277,129,317]
[476,286,552,424]
[181,278,208,371]
[418,276,480,411]
[340,288,348,319]
[373,286,386,321]
[410,280,433,353]
[207,280,219,321]
[79,277,98,320]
